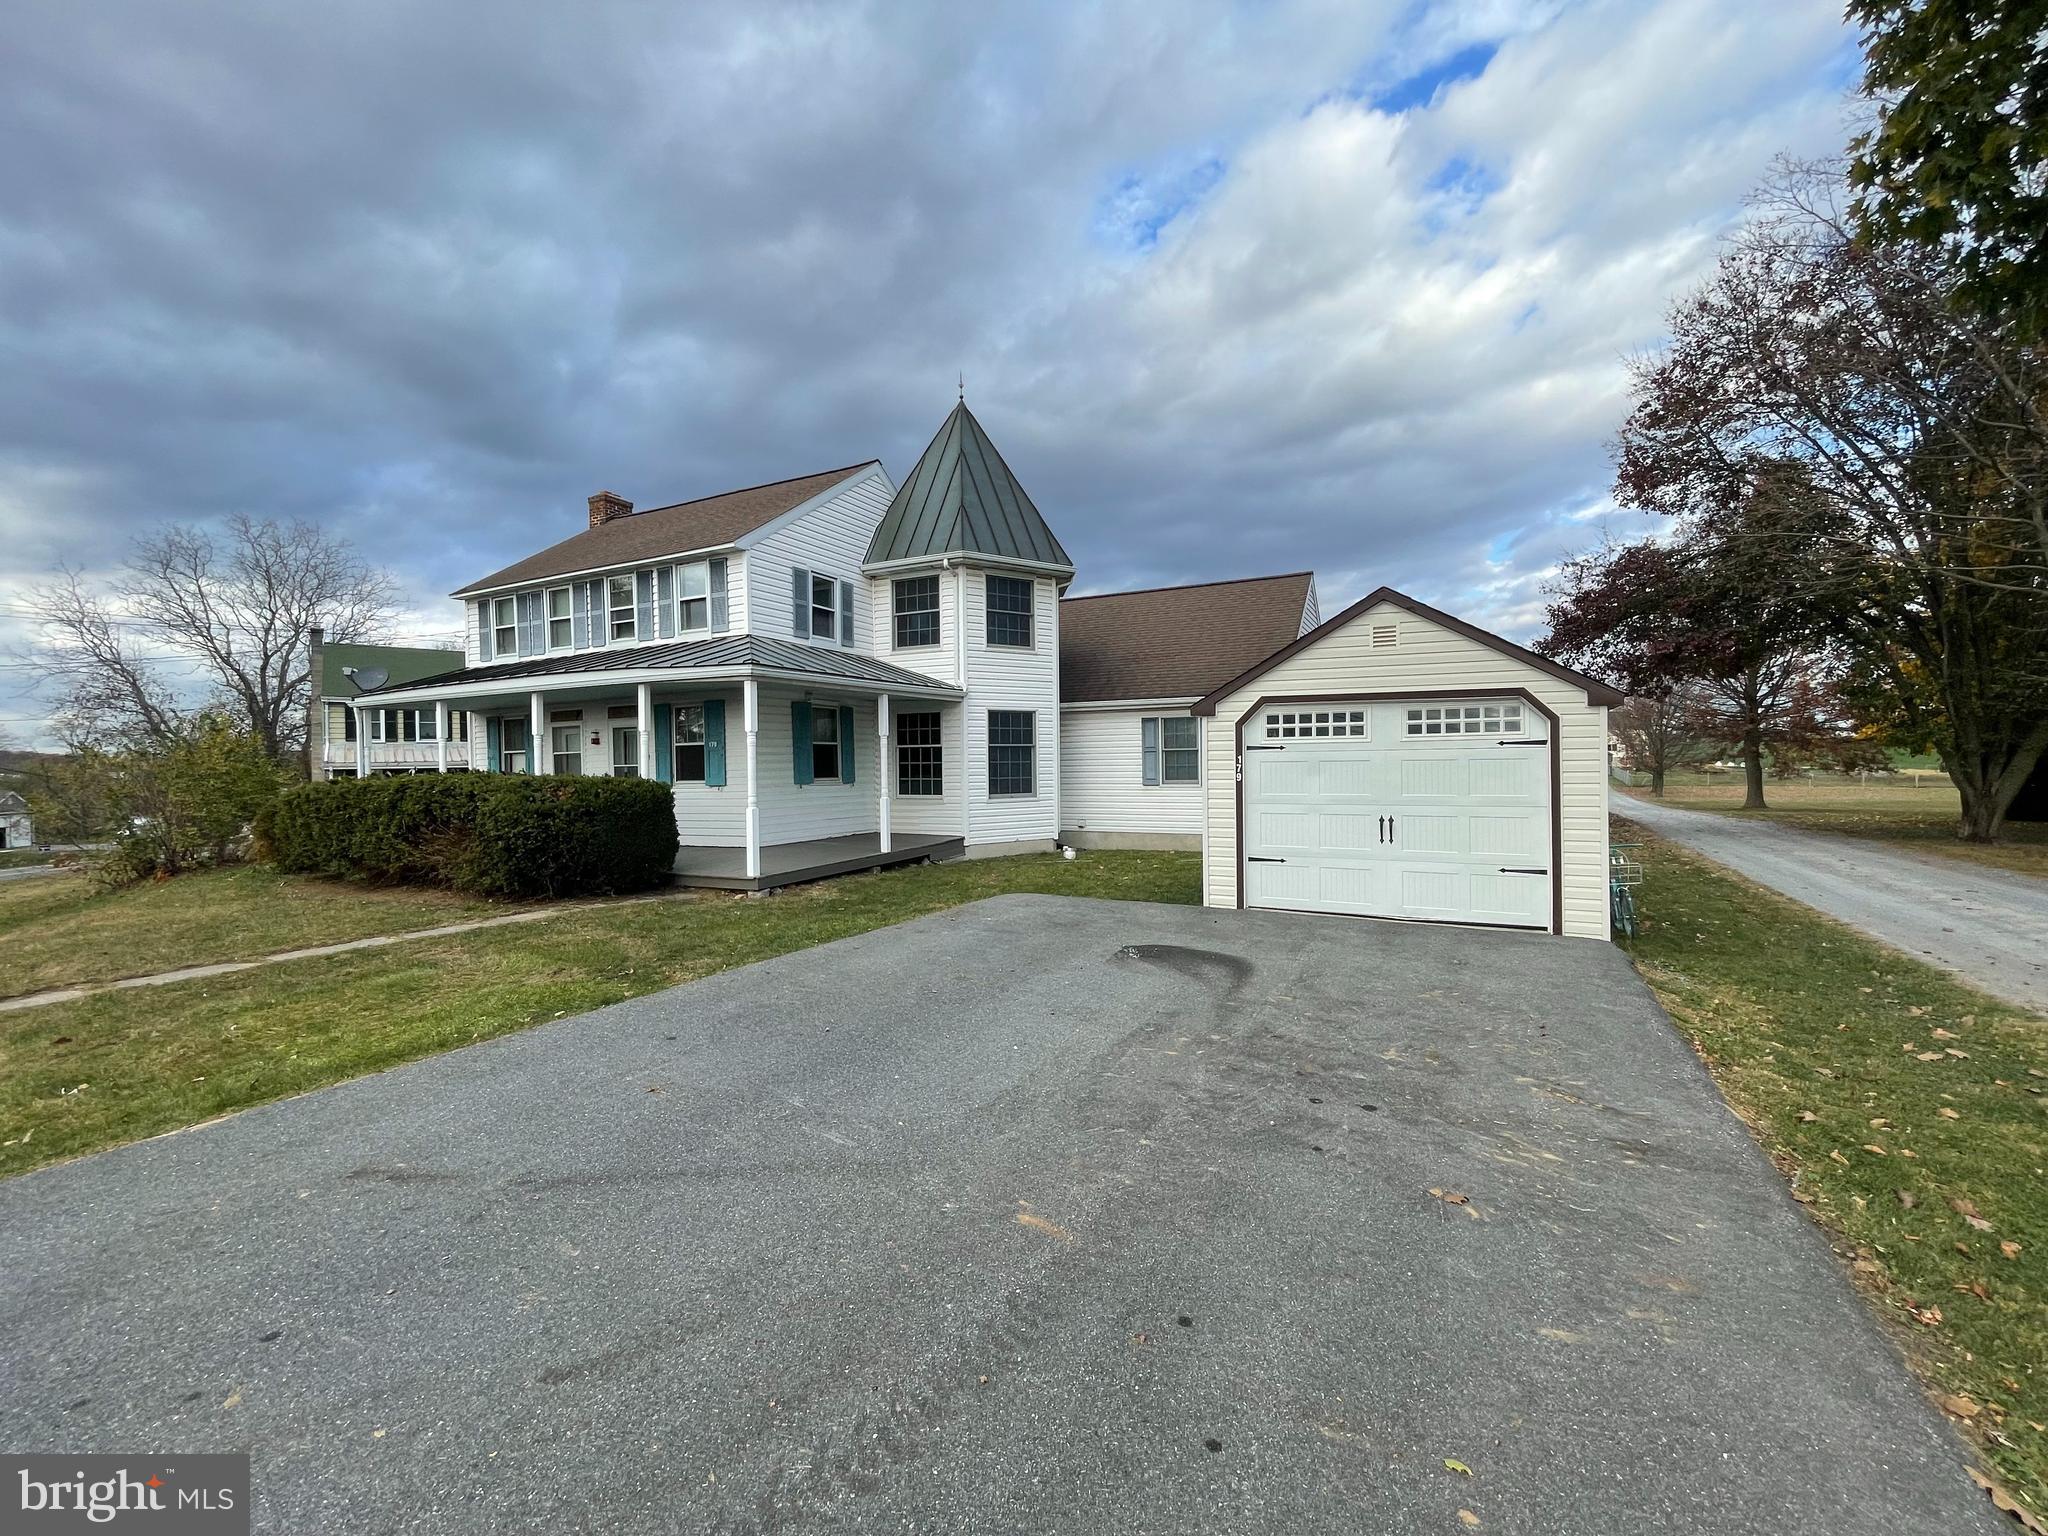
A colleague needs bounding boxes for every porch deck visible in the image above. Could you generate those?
[675,832,964,893]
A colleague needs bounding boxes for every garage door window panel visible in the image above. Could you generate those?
[1406,703,1522,737]
[1264,709,1366,740]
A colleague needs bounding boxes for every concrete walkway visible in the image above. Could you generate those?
[1616,793,2048,1013]
[0,889,697,1015]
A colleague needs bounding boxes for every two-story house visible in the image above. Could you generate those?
[361,401,1618,936]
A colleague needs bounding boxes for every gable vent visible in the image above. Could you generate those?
[1370,623,1400,649]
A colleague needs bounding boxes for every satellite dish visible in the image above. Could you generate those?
[352,667,390,691]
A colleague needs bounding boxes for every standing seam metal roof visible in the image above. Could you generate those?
[864,403,1073,570]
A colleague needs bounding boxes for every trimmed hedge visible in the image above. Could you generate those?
[258,774,679,899]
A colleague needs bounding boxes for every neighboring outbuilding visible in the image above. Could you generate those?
[1191,588,1622,939]
[307,631,466,780]
[0,789,32,851]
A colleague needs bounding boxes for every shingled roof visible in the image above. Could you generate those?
[1059,572,1315,703]
[864,403,1072,571]
[454,463,879,597]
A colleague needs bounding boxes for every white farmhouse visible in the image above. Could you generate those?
[364,402,1619,935]
[0,790,31,851]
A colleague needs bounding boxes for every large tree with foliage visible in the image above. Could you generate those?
[23,514,399,763]
[1849,0,2048,338]
[1613,161,2048,839]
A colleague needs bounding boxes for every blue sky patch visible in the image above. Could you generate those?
[1093,155,1227,252]
[1373,41,1498,114]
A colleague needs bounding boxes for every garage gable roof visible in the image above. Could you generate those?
[1189,587,1626,715]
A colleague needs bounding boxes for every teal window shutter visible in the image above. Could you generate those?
[839,705,856,784]
[485,716,502,773]
[791,700,813,784]
[1141,717,1160,785]
[654,703,674,783]
[704,699,727,786]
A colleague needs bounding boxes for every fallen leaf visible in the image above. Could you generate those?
[1869,1118,1892,1129]
[1797,1110,1818,1123]
[1945,1048,1970,1059]
[1967,1467,2048,1533]
[1910,1304,1943,1327]
[1895,1189,1916,1208]
[1862,1144,1888,1156]
[1939,1108,1960,1120]
[1941,1394,1981,1420]
[1907,1005,1928,1017]
[1931,1027,1956,1039]
[1829,1150,1851,1165]
[1955,1281,1991,1301]
[2001,1241,2023,1260]
[1916,1052,1944,1062]
[1443,1458,1473,1477]
[1458,1512,1481,1528]
[1428,1188,1471,1206]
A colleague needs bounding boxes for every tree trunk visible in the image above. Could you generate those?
[1741,726,1767,809]
[1650,766,1667,796]
[1949,726,2048,843]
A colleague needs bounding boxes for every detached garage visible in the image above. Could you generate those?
[1191,588,1623,940]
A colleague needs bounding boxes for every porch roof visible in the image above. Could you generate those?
[359,633,961,703]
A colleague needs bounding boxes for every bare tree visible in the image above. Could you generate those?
[23,515,399,761]
[1610,689,1718,796]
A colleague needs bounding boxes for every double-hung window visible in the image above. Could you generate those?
[897,711,942,795]
[678,562,710,632]
[500,718,530,774]
[609,574,637,642]
[810,574,838,641]
[492,596,517,657]
[417,709,438,743]
[811,704,840,781]
[985,575,1033,647]
[547,587,573,649]
[893,576,939,648]
[673,704,707,781]
[550,723,583,776]
[1142,716,1198,784]
[987,710,1035,795]
[611,726,640,777]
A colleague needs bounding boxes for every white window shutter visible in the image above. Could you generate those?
[839,580,855,647]
[792,567,809,637]
[710,559,730,632]
[1141,717,1160,785]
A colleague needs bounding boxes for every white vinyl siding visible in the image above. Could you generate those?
[671,687,746,847]
[756,689,880,842]
[961,571,1059,847]
[1059,706,1204,840]
[889,700,962,837]
[747,469,894,654]
[1200,599,1610,940]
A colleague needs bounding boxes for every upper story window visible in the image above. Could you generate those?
[547,587,572,650]
[608,574,637,642]
[678,562,711,632]
[492,596,517,656]
[810,574,838,640]
[894,575,939,648]
[986,575,1033,648]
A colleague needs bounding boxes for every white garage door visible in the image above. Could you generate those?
[1241,699,1552,928]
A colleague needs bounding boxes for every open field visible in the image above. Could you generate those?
[0,851,1199,1178]
[1617,816,2048,1519]
[1622,775,2048,878]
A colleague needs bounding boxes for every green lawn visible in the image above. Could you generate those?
[1622,778,2048,879]
[0,847,66,870]
[1616,816,2047,1518]
[0,851,1198,1178]
[0,865,506,1000]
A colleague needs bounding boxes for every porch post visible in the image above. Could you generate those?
[636,683,654,779]
[354,707,370,778]
[743,677,761,880]
[877,692,892,853]
[434,700,449,773]
[529,692,545,774]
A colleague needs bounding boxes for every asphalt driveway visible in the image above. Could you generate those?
[0,895,1993,1534]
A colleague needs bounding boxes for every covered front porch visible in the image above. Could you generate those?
[356,633,965,889]
[675,830,964,891]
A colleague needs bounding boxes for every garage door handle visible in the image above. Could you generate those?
[1498,867,1548,875]
[1499,740,1546,747]
[1246,856,1285,863]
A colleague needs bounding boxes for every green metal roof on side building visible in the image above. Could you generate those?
[864,401,1074,573]
[318,641,463,698]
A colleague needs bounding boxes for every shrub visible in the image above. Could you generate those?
[262,774,679,899]
[89,718,290,888]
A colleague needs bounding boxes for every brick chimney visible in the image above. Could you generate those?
[588,490,633,529]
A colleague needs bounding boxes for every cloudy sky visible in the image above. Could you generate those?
[0,0,1860,744]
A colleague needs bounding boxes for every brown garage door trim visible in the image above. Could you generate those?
[1231,687,1564,936]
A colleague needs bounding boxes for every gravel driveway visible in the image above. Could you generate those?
[1617,793,2048,1013]
[0,895,1994,1534]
